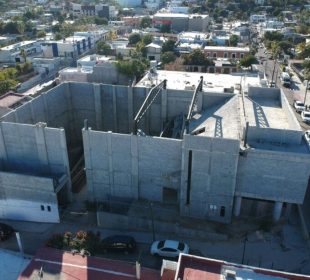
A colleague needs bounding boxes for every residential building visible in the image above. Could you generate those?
[116,0,142,7]
[204,46,250,60]
[250,14,267,23]
[162,253,310,280]
[59,55,130,85]
[146,43,161,61]
[0,41,42,63]
[153,13,210,32]
[71,3,117,19]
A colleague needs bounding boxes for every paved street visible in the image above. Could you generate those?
[257,47,310,131]
[1,206,310,274]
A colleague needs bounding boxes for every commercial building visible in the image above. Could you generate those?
[0,41,41,63]
[204,46,250,60]
[1,70,309,224]
[153,13,210,32]
[71,3,117,19]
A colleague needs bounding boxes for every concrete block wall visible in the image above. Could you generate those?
[236,149,310,203]
[180,135,240,223]
[248,87,280,100]
[0,122,70,190]
[280,90,301,130]
[247,126,303,145]
[83,129,182,203]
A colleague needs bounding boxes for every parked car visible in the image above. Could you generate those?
[267,80,276,88]
[304,130,310,149]
[150,240,189,258]
[294,101,305,113]
[0,223,14,241]
[101,235,136,254]
[301,111,310,123]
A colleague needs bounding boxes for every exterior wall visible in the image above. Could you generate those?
[180,135,240,223]
[204,49,249,59]
[188,17,209,32]
[0,172,59,223]
[83,130,182,202]
[236,149,310,204]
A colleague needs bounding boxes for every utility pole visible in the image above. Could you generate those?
[304,79,309,105]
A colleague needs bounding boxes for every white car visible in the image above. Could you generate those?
[304,130,310,149]
[150,240,189,258]
[301,111,310,123]
[294,101,305,113]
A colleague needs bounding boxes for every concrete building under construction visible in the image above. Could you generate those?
[0,71,309,224]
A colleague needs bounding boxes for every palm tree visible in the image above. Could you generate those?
[303,61,310,105]
[19,48,27,63]
[271,42,281,83]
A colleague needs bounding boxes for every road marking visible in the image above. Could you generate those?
[34,258,136,278]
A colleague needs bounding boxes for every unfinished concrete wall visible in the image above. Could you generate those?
[280,90,301,130]
[236,149,310,204]
[180,135,240,223]
[0,122,70,176]
[0,171,59,222]
[247,126,303,145]
[83,129,182,203]
[248,87,280,100]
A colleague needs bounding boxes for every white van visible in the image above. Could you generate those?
[280,72,291,87]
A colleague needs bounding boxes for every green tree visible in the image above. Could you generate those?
[94,17,108,25]
[229,35,239,47]
[264,31,283,42]
[116,59,148,78]
[239,55,257,70]
[96,41,111,55]
[161,51,176,65]
[20,49,27,62]
[160,24,171,33]
[36,30,46,38]
[183,49,210,66]
[161,39,175,53]
[140,17,152,29]
[54,33,62,40]
[129,33,141,45]
[142,34,153,45]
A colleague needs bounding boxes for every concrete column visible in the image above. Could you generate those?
[145,88,150,134]
[59,128,72,202]
[107,131,114,196]
[273,201,283,222]
[112,86,117,132]
[94,84,102,130]
[30,100,36,124]
[43,93,50,122]
[161,89,167,129]
[180,136,190,216]
[284,203,292,220]
[14,110,19,123]
[233,196,242,217]
[65,83,76,143]
[82,128,93,202]
[128,86,133,133]
[34,122,49,172]
[131,135,139,199]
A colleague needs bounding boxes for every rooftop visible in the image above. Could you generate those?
[204,46,250,52]
[19,247,160,280]
[0,41,36,51]
[137,70,261,92]
[173,254,310,280]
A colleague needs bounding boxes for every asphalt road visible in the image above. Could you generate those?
[257,47,310,131]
